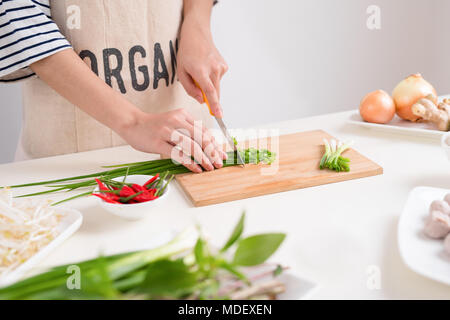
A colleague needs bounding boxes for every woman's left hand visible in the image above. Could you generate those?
[177,16,228,118]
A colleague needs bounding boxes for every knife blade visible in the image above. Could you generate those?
[215,118,245,166]
[194,80,245,167]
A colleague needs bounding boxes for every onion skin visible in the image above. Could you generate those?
[359,90,395,124]
[392,74,437,121]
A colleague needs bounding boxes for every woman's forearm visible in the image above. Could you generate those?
[30,49,142,136]
[183,0,213,33]
[179,0,227,117]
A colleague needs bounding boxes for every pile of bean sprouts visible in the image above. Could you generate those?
[0,188,63,278]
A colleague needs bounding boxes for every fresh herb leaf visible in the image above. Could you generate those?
[233,233,286,266]
[220,212,245,252]
[217,259,247,281]
[139,259,198,298]
[194,238,208,271]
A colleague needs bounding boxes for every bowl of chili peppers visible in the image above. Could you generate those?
[92,173,174,220]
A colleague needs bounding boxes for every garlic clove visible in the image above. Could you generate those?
[430,200,450,216]
[424,211,450,239]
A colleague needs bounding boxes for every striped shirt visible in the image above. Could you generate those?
[0,0,71,82]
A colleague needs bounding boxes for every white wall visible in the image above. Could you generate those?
[0,83,22,163]
[0,0,448,163]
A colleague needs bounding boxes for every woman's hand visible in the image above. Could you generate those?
[119,108,227,173]
[177,2,228,118]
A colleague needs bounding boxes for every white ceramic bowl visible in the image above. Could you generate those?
[94,175,170,221]
[442,132,450,161]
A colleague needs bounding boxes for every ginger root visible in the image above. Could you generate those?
[411,94,450,131]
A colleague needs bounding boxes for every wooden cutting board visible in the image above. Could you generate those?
[176,130,383,207]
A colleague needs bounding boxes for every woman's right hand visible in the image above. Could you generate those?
[119,108,227,173]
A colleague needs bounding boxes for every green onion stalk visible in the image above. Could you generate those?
[4,149,276,205]
[319,139,353,172]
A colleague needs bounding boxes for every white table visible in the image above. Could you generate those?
[1,110,450,299]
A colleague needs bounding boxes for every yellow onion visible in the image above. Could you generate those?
[392,74,437,121]
[359,90,395,124]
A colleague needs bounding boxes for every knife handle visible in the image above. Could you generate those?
[194,80,215,116]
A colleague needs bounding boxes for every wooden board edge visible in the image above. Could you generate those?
[189,164,384,207]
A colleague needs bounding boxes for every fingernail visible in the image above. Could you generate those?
[196,95,204,103]
[194,166,202,173]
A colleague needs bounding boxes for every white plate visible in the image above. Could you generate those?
[275,272,318,300]
[0,207,83,287]
[348,113,444,139]
[443,132,450,161]
[398,186,450,285]
[233,263,318,300]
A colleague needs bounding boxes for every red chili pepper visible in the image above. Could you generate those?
[131,184,146,193]
[109,193,120,201]
[95,179,109,192]
[96,179,121,201]
[143,174,159,188]
[134,190,158,203]
[119,185,135,198]
[98,190,120,200]
[119,191,144,204]
[92,193,120,204]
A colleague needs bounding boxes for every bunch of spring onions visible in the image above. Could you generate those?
[319,139,354,172]
[5,149,276,206]
[0,212,287,300]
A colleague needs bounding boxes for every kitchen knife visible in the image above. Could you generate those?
[194,81,245,167]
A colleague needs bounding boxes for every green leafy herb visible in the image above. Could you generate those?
[0,212,286,300]
[220,211,245,252]
[194,237,208,272]
[139,259,198,298]
[233,233,286,266]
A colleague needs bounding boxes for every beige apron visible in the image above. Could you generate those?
[16,0,212,160]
